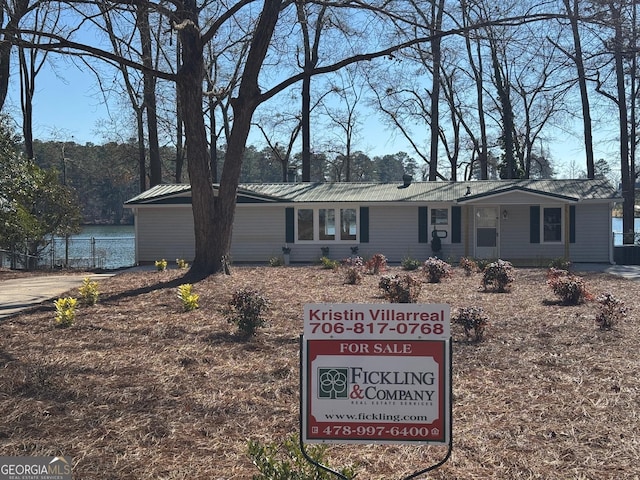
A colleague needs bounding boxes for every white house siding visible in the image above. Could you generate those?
[368,206,429,262]
[230,206,285,262]
[569,203,611,262]
[135,206,195,263]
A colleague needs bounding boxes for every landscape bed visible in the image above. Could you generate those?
[0,264,638,479]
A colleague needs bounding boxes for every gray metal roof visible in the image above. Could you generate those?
[125,179,620,205]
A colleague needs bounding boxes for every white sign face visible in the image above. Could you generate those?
[303,303,450,340]
[301,304,451,445]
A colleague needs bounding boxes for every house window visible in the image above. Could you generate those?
[297,207,358,242]
[340,208,357,240]
[543,207,562,242]
[298,209,314,241]
[431,208,448,226]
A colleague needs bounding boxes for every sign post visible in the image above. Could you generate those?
[300,303,452,477]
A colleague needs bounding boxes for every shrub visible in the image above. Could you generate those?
[320,256,339,270]
[248,434,355,480]
[78,277,99,305]
[401,256,422,271]
[549,257,571,270]
[342,256,364,285]
[422,257,452,283]
[459,257,478,276]
[365,253,387,274]
[224,288,269,338]
[269,256,284,267]
[481,259,514,292]
[176,258,189,269]
[155,258,168,271]
[595,292,628,330]
[452,306,489,342]
[54,297,77,327]
[379,274,422,303]
[547,270,592,305]
[177,284,199,312]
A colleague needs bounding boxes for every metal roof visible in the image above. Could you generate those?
[125,179,620,205]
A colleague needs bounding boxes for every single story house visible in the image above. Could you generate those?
[124,178,621,266]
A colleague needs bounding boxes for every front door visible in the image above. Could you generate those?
[475,207,499,259]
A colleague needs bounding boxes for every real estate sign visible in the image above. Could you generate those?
[301,303,451,445]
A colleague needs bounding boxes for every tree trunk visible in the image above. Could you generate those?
[178,0,282,278]
[138,4,162,187]
[428,0,445,181]
[564,0,594,178]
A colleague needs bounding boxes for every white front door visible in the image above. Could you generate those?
[475,207,499,259]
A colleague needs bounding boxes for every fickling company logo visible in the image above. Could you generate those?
[317,368,348,399]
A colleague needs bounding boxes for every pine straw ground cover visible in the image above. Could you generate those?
[0,265,639,480]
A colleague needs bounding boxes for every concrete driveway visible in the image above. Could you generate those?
[0,273,114,319]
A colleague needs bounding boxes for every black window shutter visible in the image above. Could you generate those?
[569,205,576,244]
[285,207,294,243]
[530,206,540,243]
[360,207,369,243]
[418,207,428,243]
[451,206,462,243]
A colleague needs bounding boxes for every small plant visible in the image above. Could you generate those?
[342,256,364,285]
[155,258,168,271]
[249,434,355,479]
[320,256,339,269]
[453,306,489,342]
[422,257,452,283]
[379,274,422,303]
[481,259,514,292]
[549,257,571,270]
[595,292,628,330]
[547,269,592,305]
[401,256,422,271]
[78,277,99,305]
[54,297,77,327]
[459,257,478,276]
[176,258,189,269]
[178,283,199,312]
[224,288,269,338]
[269,256,284,267]
[365,253,387,274]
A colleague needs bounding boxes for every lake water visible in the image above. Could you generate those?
[47,225,135,270]
[612,218,640,246]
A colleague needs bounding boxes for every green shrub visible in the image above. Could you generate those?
[401,256,422,271]
[269,256,284,267]
[453,306,489,342]
[248,434,355,480]
[365,253,387,274]
[79,277,99,305]
[459,257,478,276]
[595,292,628,330]
[178,284,199,312]
[379,274,422,303]
[54,297,77,327]
[546,268,592,305]
[481,259,514,292]
[224,288,270,338]
[422,257,452,283]
[549,257,571,270]
[155,259,168,271]
[320,256,339,270]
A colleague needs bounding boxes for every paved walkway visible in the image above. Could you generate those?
[0,273,115,319]
[1,264,639,320]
